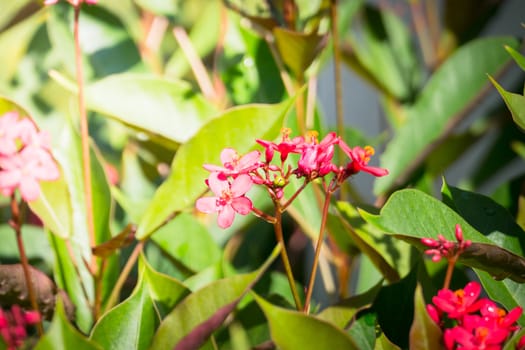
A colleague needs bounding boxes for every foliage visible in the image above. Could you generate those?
[0,0,524,349]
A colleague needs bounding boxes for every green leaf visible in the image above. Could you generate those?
[254,294,359,350]
[28,173,72,239]
[85,74,217,145]
[137,99,293,240]
[361,188,525,282]
[149,247,280,349]
[273,27,327,79]
[333,201,413,282]
[346,311,377,350]
[35,299,102,350]
[489,75,525,131]
[347,5,419,100]
[0,9,45,81]
[372,265,418,349]
[141,254,191,317]
[375,36,519,194]
[317,280,382,329]
[151,213,222,272]
[409,285,442,350]
[505,45,525,72]
[90,278,158,350]
[441,181,525,256]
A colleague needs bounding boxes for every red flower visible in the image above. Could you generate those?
[257,128,304,163]
[432,281,484,319]
[0,305,40,350]
[338,140,388,177]
[294,132,338,180]
[421,224,471,262]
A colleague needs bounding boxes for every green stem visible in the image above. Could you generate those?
[273,207,303,310]
[104,241,144,312]
[73,4,100,318]
[303,189,333,313]
[9,196,43,335]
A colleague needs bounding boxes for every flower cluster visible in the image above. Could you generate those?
[421,224,472,262]
[0,305,41,350]
[427,281,523,350]
[196,129,388,228]
[0,111,60,202]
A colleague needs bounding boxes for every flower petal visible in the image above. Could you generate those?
[207,172,229,195]
[220,148,237,165]
[231,196,252,215]
[217,205,235,228]
[196,197,219,213]
[230,174,253,196]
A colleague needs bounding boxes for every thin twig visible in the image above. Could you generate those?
[9,196,43,335]
[409,0,434,69]
[303,189,333,313]
[73,5,96,271]
[104,241,144,312]
[173,26,218,103]
[273,207,303,310]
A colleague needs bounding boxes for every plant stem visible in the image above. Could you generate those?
[73,5,96,268]
[273,207,303,310]
[303,189,333,313]
[104,241,144,312]
[9,196,43,335]
[330,0,344,165]
[443,257,456,290]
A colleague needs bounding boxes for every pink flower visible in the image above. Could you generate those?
[0,146,60,202]
[422,224,472,262]
[257,128,305,163]
[339,141,388,177]
[294,132,338,180]
[0,305,41,350]
[196,172,253,228]
[203,148,261,178]
[0,112,23,155]
[432,281,485,319]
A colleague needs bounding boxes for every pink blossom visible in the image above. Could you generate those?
[257,128,305,163]
[203,148,261,177]
[339,141,388,177]
[0,146,60,202]
[294,132,338,180]
[421,224,471,262]
[0,305,41,350]
[432,281,485,319]
[196,172,253,228]
[0,112,23,156]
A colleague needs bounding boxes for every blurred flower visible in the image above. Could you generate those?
[0,112,60,202]
[196,172,253,228]
[0,305,41,350]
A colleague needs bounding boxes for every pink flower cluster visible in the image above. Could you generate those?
[0,305,40,350]
[196,129,388,228]
[427,281,524,350]
[0,111,59,202]
[421,224,472,262]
